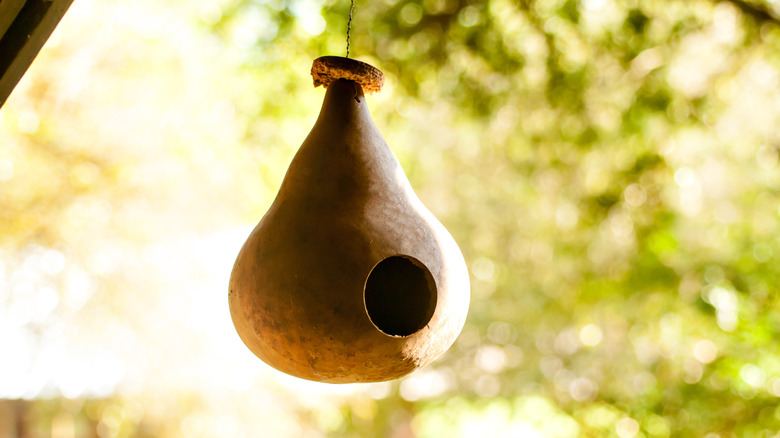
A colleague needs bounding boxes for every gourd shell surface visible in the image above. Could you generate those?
[229,80,470,383]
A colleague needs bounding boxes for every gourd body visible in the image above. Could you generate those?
[229,79,470,383]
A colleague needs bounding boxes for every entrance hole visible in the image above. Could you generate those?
[363,255,437,337]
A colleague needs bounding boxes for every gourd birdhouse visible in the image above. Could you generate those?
[229,57,470,383]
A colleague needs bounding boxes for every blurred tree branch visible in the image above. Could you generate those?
[725,0,780,25]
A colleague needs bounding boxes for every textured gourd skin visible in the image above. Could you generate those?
[229,79,470,383]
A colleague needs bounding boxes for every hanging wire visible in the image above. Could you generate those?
[346,0,355,58]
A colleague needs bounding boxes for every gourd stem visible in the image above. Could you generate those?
[311,56,385,94]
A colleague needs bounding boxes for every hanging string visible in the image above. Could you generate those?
[346,0,355,58]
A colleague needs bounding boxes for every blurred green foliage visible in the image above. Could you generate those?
[214,0,780,435]
[3,0,780,436]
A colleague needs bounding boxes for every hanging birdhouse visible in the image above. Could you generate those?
[228,57,470,383]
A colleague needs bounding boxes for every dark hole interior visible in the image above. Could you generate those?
[364,256,437,337]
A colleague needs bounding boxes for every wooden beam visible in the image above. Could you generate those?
[0,0,27,40]
[0,0,75,108]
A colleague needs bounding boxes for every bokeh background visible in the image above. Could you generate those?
[2,0,780,436]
